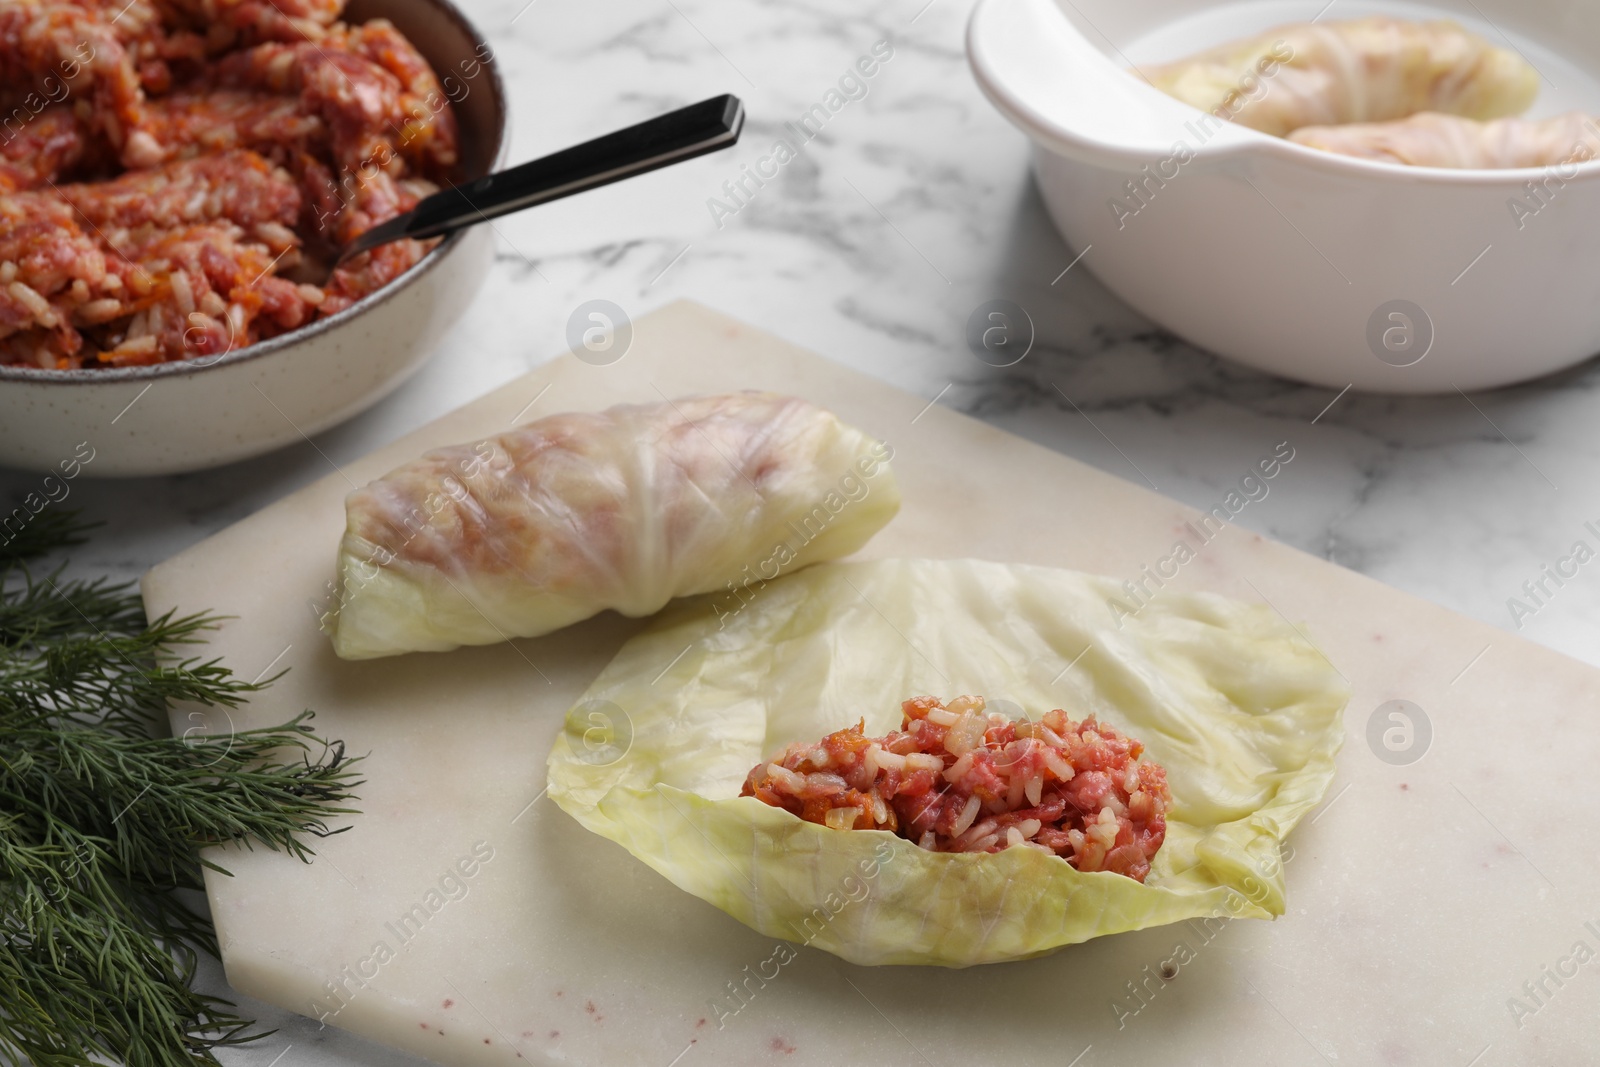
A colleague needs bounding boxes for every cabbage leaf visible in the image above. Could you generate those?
[548,559,1348,966]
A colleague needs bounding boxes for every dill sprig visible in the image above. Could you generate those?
[0,508,92,566]
[0,513,363,1066]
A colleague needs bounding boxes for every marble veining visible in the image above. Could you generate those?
[6,0,1600,1062]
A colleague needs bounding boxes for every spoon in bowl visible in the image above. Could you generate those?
[336,93,745,265]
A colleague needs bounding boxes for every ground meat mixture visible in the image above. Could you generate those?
[0,105,99,190]
[742,696,1173,882]
[0,0,460,368]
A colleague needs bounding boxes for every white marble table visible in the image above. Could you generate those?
[9,0,1600,1063]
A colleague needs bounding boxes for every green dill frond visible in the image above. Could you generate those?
[0,509,96,568]
[0,511,363,1065]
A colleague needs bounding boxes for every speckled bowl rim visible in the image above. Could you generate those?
[0,0,508,386]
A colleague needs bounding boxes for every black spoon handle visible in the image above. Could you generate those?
[341,94,744,261]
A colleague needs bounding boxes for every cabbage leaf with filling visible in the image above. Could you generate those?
[548,558,1349,966]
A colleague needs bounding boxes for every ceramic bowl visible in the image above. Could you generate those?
[967,0,1600,393]
[0,0,507,476]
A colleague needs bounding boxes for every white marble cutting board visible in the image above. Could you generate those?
[144,301,1600,1067]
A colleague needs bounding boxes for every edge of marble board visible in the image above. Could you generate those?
[137,297,1600,1066]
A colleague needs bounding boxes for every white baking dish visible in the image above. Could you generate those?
[967,0,1600,393]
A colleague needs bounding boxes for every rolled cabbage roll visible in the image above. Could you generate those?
[1143,18,1539,138]
[549,559,1350,966]
[328,392,900,659]
[1290,111,1600,169]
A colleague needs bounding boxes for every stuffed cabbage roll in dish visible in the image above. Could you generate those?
[328,392,900,659]
[1143,17,1539,138]
[1289,111,1600,169]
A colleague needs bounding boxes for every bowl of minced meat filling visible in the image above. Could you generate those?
[0,0,505,475]
[743,695,1172,883]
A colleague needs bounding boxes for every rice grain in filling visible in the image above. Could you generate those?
[0,0,458,369]
[741,695,1171,882]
